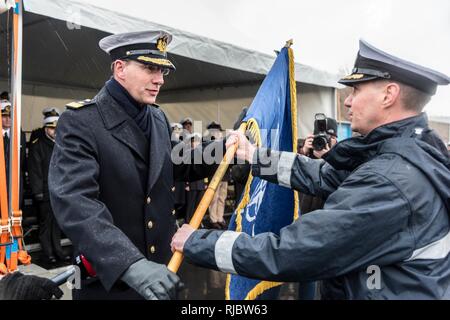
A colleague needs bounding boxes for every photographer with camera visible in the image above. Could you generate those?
[298,114,339,215]
[300,114,338,159]
[296,114,338,299]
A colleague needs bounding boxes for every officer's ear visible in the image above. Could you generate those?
[381,81,401,109]
[113,60,128,80]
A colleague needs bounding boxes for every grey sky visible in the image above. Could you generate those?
[84,0,450,116]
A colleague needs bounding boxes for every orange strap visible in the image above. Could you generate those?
[0,223,11,275]
[0,0,31,273]
[0,103,11,275]
[9,0,30,269]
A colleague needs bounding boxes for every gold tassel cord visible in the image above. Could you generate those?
[288,46,300,221]
[226,44,299,300]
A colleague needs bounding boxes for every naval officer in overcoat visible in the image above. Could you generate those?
[49,30,221,300]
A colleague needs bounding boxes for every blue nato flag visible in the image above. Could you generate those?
[226,44,300,300]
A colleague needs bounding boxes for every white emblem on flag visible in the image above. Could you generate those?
[244,180,268,236]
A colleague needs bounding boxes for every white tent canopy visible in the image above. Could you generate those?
[0,0,340,135]
[23,0,340,88]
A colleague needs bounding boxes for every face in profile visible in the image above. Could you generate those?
[116,60,166,105]
[45,127,56,139]
[344,82,385,135]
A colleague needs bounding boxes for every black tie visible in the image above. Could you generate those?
[3,132,9,158]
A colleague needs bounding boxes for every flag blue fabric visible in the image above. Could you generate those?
[226,45,299,300]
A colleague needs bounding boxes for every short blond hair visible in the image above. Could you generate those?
[378,80,431,113]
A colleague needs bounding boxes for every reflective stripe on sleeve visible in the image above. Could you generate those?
[405,230,450,261]
[278,152,297,188]
[214,231,241,274]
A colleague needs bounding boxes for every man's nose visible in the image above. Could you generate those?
[344,94,352,108]
[153,72,164,86]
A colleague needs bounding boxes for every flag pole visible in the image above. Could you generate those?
[167,122,247,273]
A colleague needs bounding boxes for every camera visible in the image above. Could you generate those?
[312,113,334,151]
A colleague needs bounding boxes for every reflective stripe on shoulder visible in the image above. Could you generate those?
[405,230,450,261]
[278,152,297,188]
[214,231,241,274]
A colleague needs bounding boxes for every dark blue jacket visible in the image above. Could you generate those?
[49,86,220,299]
[184,113,450,299]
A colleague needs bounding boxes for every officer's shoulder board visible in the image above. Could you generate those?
[65,99,94,110]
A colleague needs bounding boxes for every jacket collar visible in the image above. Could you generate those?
[95,86,129,130]
[94,85,171,192]
[147,107,171,192]
[94,86,148,164]
[324,113,429,171]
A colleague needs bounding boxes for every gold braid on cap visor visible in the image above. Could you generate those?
[136,56,173,67]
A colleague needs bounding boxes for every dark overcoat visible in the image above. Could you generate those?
[28,133,54,201]
[49,87,218,299]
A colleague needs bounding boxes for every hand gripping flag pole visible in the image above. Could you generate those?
[167,122,247,273]
[225,40,299,300]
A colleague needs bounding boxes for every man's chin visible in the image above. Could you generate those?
[350,124,359,134]
[141,97,157,105]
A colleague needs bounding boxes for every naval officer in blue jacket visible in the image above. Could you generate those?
[172,40,450,299]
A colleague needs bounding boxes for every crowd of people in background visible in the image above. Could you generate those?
[3,90,449,272]
[1,91,70,266]
[170,118,231,230]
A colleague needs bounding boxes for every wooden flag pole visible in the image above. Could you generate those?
[167,122,247,273]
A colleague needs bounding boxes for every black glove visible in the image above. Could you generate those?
[0,272,64,300]
[121,259,182,300]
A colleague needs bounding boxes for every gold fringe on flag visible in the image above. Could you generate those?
[288,45,300,221]
[225,41,299,300]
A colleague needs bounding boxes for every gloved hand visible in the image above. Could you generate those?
[0,272,64,300]
[121,259,182,300]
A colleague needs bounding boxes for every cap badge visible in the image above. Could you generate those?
[156,36,168,53]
